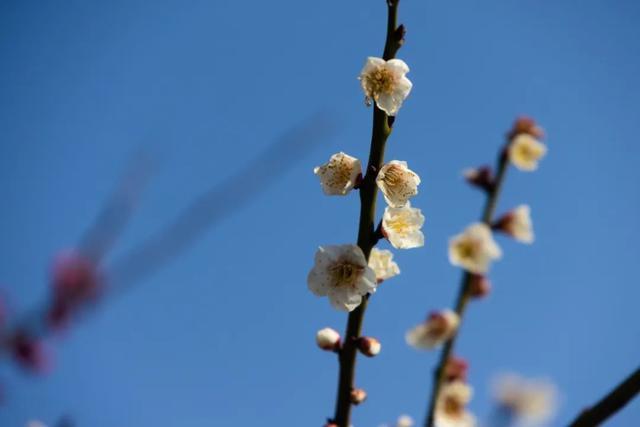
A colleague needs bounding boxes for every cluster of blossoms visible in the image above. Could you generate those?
[406,117,547,427]
[308,54,420,420]
[308,56,421,312]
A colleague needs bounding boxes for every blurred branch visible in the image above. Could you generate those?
[568,366,640,427]
[423,148,509,427]
[78,151,154,263]
[331,2,403,426]
[109,112,338,290]
[0,113,338,367]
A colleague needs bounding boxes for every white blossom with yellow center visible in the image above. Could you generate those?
[448,223,502,274]
[435,381,476,427]
[382,203,425,249]
[508,134,547,171]
[376,160,421,208]
[502,205,534,244]
[359,57,413,116]
[368,247,400,283]
[493,373,557,425]
[307,244,377,312]
[405,310,460,350]
[314,152,362,196]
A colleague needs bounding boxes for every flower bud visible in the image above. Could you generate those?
[350,388,367,405]
[316,327,341,351]
[48,250,102,329]
[507,116,544,141]
[463,166,494,192]
[357,336,381,357]
[469,274,491,299]
[444,356,469,382]
[10,331,50,374]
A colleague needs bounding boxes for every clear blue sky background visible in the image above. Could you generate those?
[1,0,639,426]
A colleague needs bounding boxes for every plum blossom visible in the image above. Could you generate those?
[493,373,557,426]
[376,160,421,208]
[382,203,425,249]
[435,381,476,427]
[314,152,362,196]
[368,248,400,283]
[494,205,534,244]
[359,57,413,116]
[307,245,377,312]
[406,310,459,350]
[448,223,501,274]
[508,134,547,172]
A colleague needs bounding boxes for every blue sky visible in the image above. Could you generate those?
[0,0,639,426]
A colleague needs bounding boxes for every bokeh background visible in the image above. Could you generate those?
[1,0,639,425]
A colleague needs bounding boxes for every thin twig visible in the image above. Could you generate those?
[568,367,640,427]
[332,2,404,426]
[424,149,509,427]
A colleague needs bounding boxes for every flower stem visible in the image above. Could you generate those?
[423,149,509,427]
[332,2,403,426]
[568,366,640,427]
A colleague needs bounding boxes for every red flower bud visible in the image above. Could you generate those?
[507,116,544,141]
[469,274,491,299]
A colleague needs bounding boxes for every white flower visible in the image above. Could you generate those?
[376,160,421,208]
[508,134,547,171]
[368,248,400,283]
[448,223,502,274]
[496,205,534,244]
[316,327,341,351]
[405,310,459,350]
[307,245,377,312]
[396,415,414,427]
[314,152,362,196]
[493,373,557,425]
[382,203,425,249]
[359,57,413,116]
[435,381,476,427]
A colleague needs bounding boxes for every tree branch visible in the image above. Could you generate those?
[332,2,404,426]
[423,149,509,427]
[568,367,640,427]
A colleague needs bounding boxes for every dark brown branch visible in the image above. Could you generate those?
[332,2,404,426]
[424,149,509,427]
[568,367,640,427]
